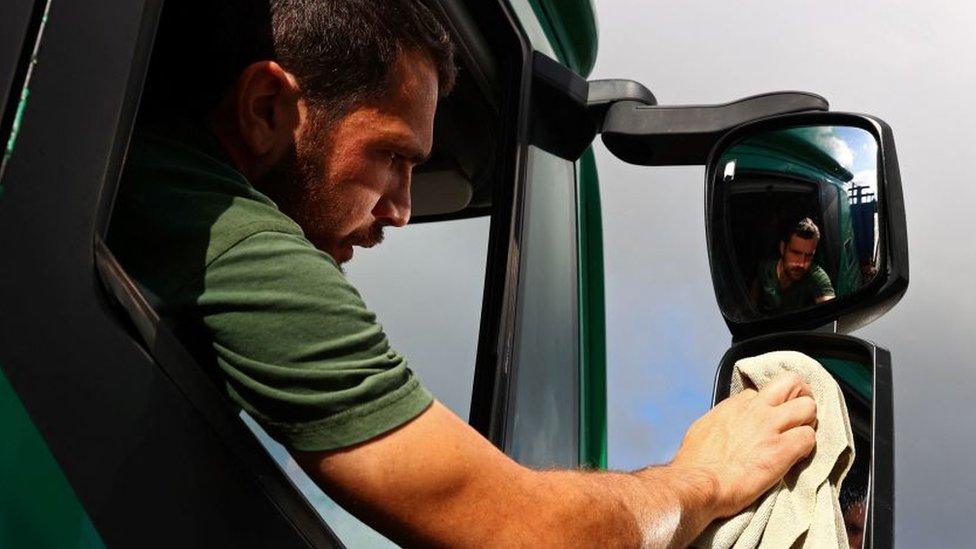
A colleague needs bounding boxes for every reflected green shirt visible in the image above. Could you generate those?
[108,132,432,452]
[755,259,835,314]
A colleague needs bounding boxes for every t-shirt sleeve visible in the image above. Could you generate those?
[812,266,836,298]
[195,230,433,452]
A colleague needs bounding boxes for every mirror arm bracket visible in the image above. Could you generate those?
[600,92,830,166]
[587,78,658,129]
[531,53,658,160]
[529,53,826,167]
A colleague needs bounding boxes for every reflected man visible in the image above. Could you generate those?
[752,217,836,313]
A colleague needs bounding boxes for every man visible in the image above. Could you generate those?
[109,1,819,546]
[752,218,836,314]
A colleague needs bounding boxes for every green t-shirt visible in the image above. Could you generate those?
[108,131,432,452]
[755,259,835,314]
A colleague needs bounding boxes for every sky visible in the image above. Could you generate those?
[588,1,976,545]
[252,1,976,545]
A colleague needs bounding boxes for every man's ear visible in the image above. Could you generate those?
[234,61,303,158]
[779,241,786,256]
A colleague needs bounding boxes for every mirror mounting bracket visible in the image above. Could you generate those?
[530,53,658,160]
[601,92,830,166]
[587,78,657,128]
[530,52,828,169]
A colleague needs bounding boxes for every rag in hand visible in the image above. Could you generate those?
[693,351,855,549]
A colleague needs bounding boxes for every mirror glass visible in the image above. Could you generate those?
[813,354,872,549]
[716,125,881,320]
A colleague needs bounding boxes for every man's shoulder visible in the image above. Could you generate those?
[807,264,835,295]
[108,132,306,300]
[803,264,830,285]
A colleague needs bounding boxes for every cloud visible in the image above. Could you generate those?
[850,169,877,192]
[825,136,855,169]
[814,130,855,170]
[790,127,856,170]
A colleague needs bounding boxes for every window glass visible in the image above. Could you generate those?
[507,145,580,467]
[346,217,489,420]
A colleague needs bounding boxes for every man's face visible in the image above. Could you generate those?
[779,234,819,281]
[261,50,438,263]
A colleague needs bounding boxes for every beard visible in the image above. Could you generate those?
[254,131,386,263]
[787,266,809,280]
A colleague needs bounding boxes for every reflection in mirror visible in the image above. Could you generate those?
[717,126,880,320]
[814,355,872,549]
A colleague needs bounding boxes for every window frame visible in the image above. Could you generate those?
[468,0,597,469]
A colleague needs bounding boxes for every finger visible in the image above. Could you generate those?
[771,396,817,432]
[758,372,813,406]
[731,387,759,401]
[715,387,758,411]
[780,425,817,464]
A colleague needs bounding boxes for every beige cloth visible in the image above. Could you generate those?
[693,351,855,549]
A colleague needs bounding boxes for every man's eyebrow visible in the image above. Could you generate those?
[378,133,429,164]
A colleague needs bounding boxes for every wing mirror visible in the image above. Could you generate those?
[712,332,893,548]
[525,58,904,546]
[705,113,908,339]
[557,60,905,547]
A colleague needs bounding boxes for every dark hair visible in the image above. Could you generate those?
[140,0,455,126]
[783,217,821,244]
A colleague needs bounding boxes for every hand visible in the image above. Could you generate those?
[671,372,818,519]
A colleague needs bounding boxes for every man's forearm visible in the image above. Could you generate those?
[304,402,720,547]
[305,376,817,547]
[524,465,719,548]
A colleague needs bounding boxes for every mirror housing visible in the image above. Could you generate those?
[706,112,908,340]
[712,332,893,548]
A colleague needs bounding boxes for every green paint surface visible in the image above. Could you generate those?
[818,357,873,401]
[3,87,29,161]
[2,0,52,183]
[527,0,599,76]
[577,148,608,469]
[0,366,104,548]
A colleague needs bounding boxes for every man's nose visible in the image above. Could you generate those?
[375,173,412,227]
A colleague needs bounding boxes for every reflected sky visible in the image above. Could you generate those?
[790,125,879,198]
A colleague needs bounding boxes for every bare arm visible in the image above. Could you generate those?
[296,373,816,548]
